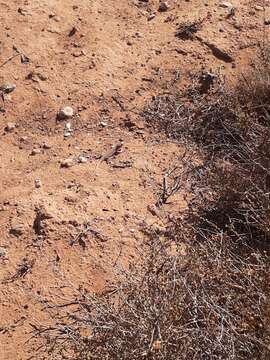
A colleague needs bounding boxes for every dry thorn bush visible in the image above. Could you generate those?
[30,225,270,360]
[31,49,270,359]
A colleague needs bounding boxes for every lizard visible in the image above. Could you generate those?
[93,140,124,177]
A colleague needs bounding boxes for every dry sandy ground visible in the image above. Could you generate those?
[0,0,269,358]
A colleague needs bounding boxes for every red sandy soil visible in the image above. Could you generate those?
[0,0,269,358]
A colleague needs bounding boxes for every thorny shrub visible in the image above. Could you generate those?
[32,49,270,359]
[31,226,270,360]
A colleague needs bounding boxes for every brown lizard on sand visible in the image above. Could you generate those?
[93,140,124,176]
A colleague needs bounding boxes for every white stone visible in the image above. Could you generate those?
[220,1,233,8]
[78,155,87,163]
[61,158,73,168]
[5,122,16,132]
[148,14,156,21]
[31,148,41,155]
[43,143,51,149]
[58,106,74,119]
[65,122,72,131]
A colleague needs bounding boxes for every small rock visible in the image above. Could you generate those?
[43,143,51,149]
[5,122,16,132]
[58,106,74,120]
[0,83,16,94]
[264,19,270,25]
[18,7,27,15]
[26,71,47,82]
[61,158,74,168]
[65,122,72,131]
[135,32,143,38]
[73,50,84,57]
[35,72,47,81]
[78,155,87,163]
[47,27,60,34]
[68,26,77,37]
[64,122,73,137]
[0,247,6,257]
[20,53,30,64]
[219,1,233,8]
[148,14,156,21]
[10,223,24,237]
[33,205,53,235]
[158,2,169,12]
[31,148,42,155]
[35,179,42,188]
[255,5,264,11]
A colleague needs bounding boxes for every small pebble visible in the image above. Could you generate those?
[0,83,16,94]
[61,158,74,168]
[35,179,42,188]
[219,1,233,8]
[5,122,16,132]
[58,106,74,120]
[0,247,6,257]
[31,148,41,155]
[43,143,51,149]
[135,32,143,38]
[65,122,72,131]
[64,122,73,137]
[148,14,156,21]
[158,2,169,12]
[9,224,24,237]
[78,155,87,163]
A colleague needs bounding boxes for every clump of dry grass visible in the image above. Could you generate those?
[144,48,270,159]
[235,49,270,125]
[31,225,270,360]
[32,49,270,359]
[143,73,238,153]
[175,18,204,40]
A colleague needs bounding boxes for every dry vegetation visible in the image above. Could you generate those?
[32,49,270,359]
